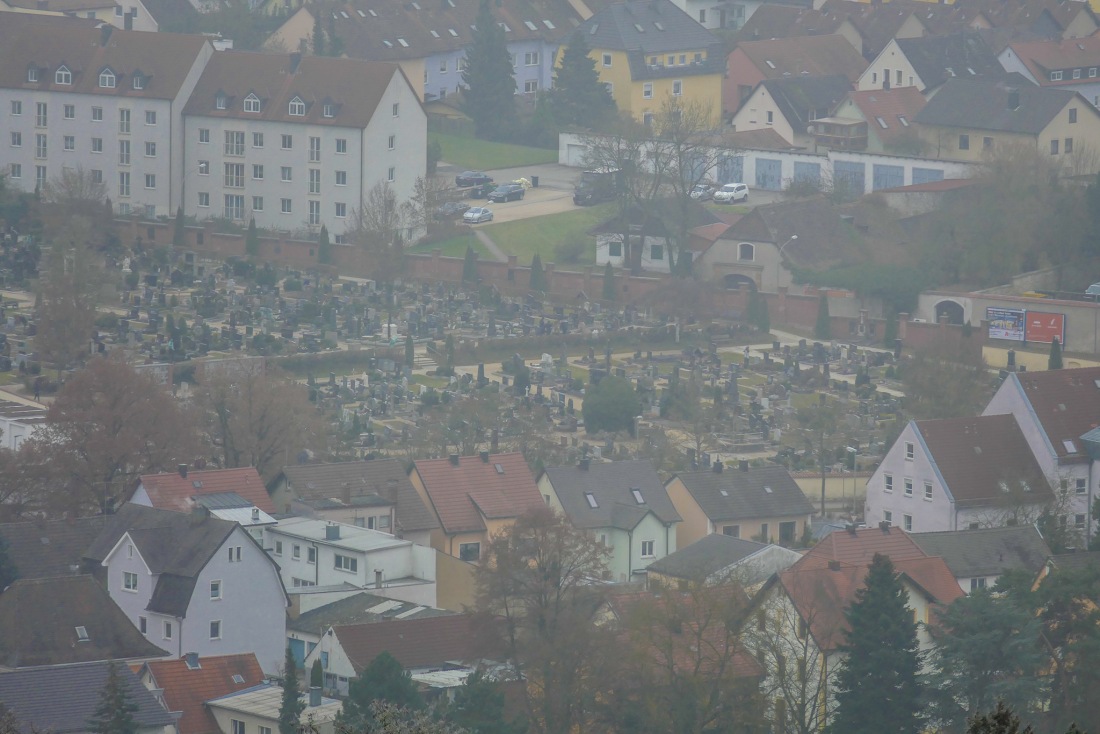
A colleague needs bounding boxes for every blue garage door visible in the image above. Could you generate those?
[289,638,306,667]
[872,164,904,191]
[686,154,708,184]
[912,167,945,185]
[755,158,782,190]
[833,161,866,199]
[718,155,743,183]
[793,162,821,186]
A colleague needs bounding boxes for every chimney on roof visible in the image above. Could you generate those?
[309,686,322,707]
[124,9,134,30]
[325,523,340,540]
[1007,88,1020,110]
[100,24,113,47]
[449,453,460,466]
[342,482,351,505]
[289,52,302,74]
[178,464,188,479]
[480,451,490,463]
[739,460,750,472]
[190,504,210,523]
[579,458,590,471]
[251,507,259,522]
[375,569,383,588]
[828,560,841,571]
[713,461,723,474]
[879,520,891,532]
[846,523,857,535]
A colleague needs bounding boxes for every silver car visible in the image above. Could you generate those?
[463,206,494,223]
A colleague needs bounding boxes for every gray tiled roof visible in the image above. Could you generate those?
[1048,550,1100,573]
[577,0,720,54]
[674,466,813,522]
[0,516,106,580]
[759,74,852,135]
[914,76,1077,133]
[0,661,174,734]
[288,591,455,636]
[645,534,767,580]
[894,32,1004,91]
[279,459,439,533]
[542,460,681,530]
[910,525,1052,579]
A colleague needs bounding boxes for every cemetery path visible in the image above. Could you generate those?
[474,229,508,262]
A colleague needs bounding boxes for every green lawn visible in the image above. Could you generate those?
[431,132,558,170]
[408,233,489,258]
[481,203,615,265]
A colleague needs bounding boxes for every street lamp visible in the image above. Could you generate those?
[775,235,797,292]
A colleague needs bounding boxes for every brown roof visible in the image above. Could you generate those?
[0,516,106,579]
[142,654,265,734]
[720,127,804,151]
[183,50,407,129]
[1008,34,1100,84]
[412,453,543,535]
[0,575,169,668]
[280,459,439,533]
[1002,367,1100,459]
[137,467,275,513]
[878,178,976,193]
[733,35,868,83]
[916,414,1053,506]
[5,0,114,10]
[0,13,209,100]
[803,524,928,567]
[333,614,484,673]
[842,87,926,145]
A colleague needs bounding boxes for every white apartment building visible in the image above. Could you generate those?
[181,50,426,241]
[0,14,213,218]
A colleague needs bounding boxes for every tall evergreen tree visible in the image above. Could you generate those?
[0,535,18,590]
[405,333,415,368]
[310,659,323,688]
[814,292,831,340]
[447,667,522,734]
[1049,337,1063,370]
[529,253,547,291]
[311,11,325,56]
[245,218,259,257]
[602,261,616,301]
[317,224,331,264]
[462,244,479,282]
[338,651,422,730]
[829,553,924,734]
[278,647,305,734]
[549,32,615,129]
[173,206,185,247]
[461,0,517,140]
[88,662,138,734]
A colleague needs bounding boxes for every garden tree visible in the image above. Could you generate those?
[900,334,992,420]
[278,647,305,734]
[923,589,1048,733]
[404,175,454,235]
[0,534,17,589]
[173,206,186,247]
[368,702,466,734]
[0,440,60,521]
[310,659,323,688]
[317,224,331,265]
[528,253,547,291]
[33,355,199,515]
[746,290,770,333]
[35,222,108,374]
[326,14,344,56]
[795,399,841,516]
[246,218,259,257]
[427,392,504,456]
[311,10,325,56]
[0,704,16,734]
[462,244,479,282]
[814,292,831,339]
[582,375,641,435]
[461,0,517,141]
[446,667,522,734]
[347,182,406,285]
[475,507,610,734]
[40,167,114,250]
[1049,337,1063,370]
[546,32,615,130]
[603,580,767,734]
[829,554,924,734]
[199,371,326,483]
[338,651,422,731]
[88,661,138,734]
[404,334,415,368]
[602,261,616,301]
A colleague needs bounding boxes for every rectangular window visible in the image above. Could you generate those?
[224,130,245,156]
[924,481,933,500]
[210,580,222,599]
[281,166,292,182]
[164,621,173,640]
[92,106,102,121]
[145,142,156,157]
[459,542,480,562]
[1075,513,1086,529]
[336,138,347,154]
[144,174,155,189]
[650,244,664,260]
[35,166,46,189]
[145,110,156,125]
[118,140,130,165]
[199,128,210,144]
[118,109,130,134]
[1066,138,1074,153]
[281,134,293,150]
[970,577,987,591]
[10,164,21,179]
[64,104,75,120]
[252,196,264,212]
[983,136,993,150]
[227,546,242,562]
[524,80,538,93]
[1073,68,1082,79]
[904,514,913,532]
[309,136,321,162]
[335,170,347,186]
[224,163,244,188]
[1070,108,1078,123]
[198,192,209,207]
[11,101,21,116]
[309,200,321,226]
[335,202,346,218]
[722,525,740,538]
[388,167,395,182]
[282,199,292,214]
[643,83,653,99]
[334,554,358,572]
[884,474,894,493]
[672,80,683,96]
[274,541,283,556]
[9,133,20,148]
[905,442,914,460]
[392,103,399,117]
[198,160,209,175]
[223,195,243,220]
[767,110,774,123]
[210,620,221,639]
[118,171,130,197]
[958,134,969,151]
[904,478,913,497]
[252,164,264,180]
[253,132,264,148]
[309,169,321,194]
[36,102,47,127]
[387,134,395,150]
[641,540,655,557]
[1051,139,1060,155]
[139,616,147,634]
[123,571,138,591]
[92,137,103,153]
[231,720,244,734]
[883,510,892,526]
[307,547,317,564]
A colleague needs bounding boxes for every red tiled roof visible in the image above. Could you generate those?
[735,35,869,83]
[334,615,484,673]
[843,87,927,145]
[1009,367,1100,459]
[412,453,543,535]
[136,468,274,513]
[879,178,976,193]
[803,525,927,567]
[142,654,264,734]
[894,557,966,606]
[1007,32,1100,86]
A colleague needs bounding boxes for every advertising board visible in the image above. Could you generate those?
[1024,311,1066,345]
[987,308,1025,341]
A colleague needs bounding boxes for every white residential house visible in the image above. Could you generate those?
[0,14,213,218]
[84,504,289,675]
[181,50,425,242]
[263,518,437,606]
[0,401,46,451]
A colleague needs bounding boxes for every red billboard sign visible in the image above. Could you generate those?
[1024,311,1066,345]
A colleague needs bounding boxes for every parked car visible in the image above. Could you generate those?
[456,171,493,187]
[488,183,525,203]
[713,183,749,203]
[467,181,497,198]
[463,206,494,223]
[434,201,470,219]
[690,182,719,201]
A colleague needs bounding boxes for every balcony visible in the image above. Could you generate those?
[812,117,868,151]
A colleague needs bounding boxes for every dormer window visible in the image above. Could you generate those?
[27,66,39,83]
[132,74,144,90]
[244,93,260,113]
[322,103,335,118]
[289,96,305,116]
[55,66,72,85]
[216,93,227,110]
[99,68,116,89]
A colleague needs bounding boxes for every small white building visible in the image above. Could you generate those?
[207,684,340,734]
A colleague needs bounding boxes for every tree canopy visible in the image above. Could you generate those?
[88,662,138,734]
[582,375,640,435]
[339,651,423,730]
[547,33,615,130]
[461,0,517,140]
[278,647,305,734]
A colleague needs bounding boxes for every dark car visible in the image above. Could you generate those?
[488,183,525,203]
[467,181,496,198]
[455,170,493,187]
[434,201,470,219]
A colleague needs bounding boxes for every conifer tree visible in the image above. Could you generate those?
[461,0,517,140]
[317,224,331,265]
[602,261,616,301]
[278,647,305,734]
[549,32,615,129]
[1049,337,1063,370]
[462,244,479,282]
[88,662,138,734]
[529,253,547,291]
[173,206,185,247]
[311,11,325,56]
[337,651,422,730]
[405,333,415,368]
[829,553,924,734]
[814,292,831,340]
[245,218,259,257]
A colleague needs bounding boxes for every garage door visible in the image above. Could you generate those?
[565,144,588,167]
[833,161,866,199]
[912,167,945,185]
[718,155,743,183]
[793,162,821,186]
[872,164,904,191]
[755,158,782,190]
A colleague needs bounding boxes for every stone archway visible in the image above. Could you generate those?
[723,274,757,291]
[934,299,965,325]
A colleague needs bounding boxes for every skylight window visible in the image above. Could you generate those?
[368,8,377,16]
[634,23,645,32]
[75,626,89,642]
[585,492,598,508]
[430,30,440,37]
[357,10,366,17]
[383,40,393,48]
[192,480,204,489]
[340,10,348,17]
[589,23,598,34]
[654,21,665,30]
[232,674,245,684]
[1063,439,1077,453]
[631,488,645,504]
[876,116,888,129]
[499,22,511,32]
[765,60,776,69]
[411,1,420,8]
[719,489,729,497]
[448,28,458,36]
[543,20,555,29]
[494,463,505,474]
[764,486,773,494]
[525,20,537,30]
[397,38,409,47]
[899,116,909,127]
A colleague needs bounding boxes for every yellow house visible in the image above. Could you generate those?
[408,452,547,563]
[570,0,724,125]
[914,77,1100,172]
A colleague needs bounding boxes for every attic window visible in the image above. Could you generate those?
[357,9,365,16]
[899,116,909,127]
[973,446,982,455]
[543,20,555,29]
[999,481,1010,493]
[430,30,440,38]
[244,93,260,113]
[323,103,335,118]
[27,66,39,83]
[654,21,665,30]
[1094,379,1100,388]
[589,23,598,34]
[192,480,204,489]
[585,492,599,508]
[216,94,227,110]
[55,66,72,85]
[99,68,116,88]
[231,674,245,683]
[368,8,377,16]
[398,38,409,47]
[631,488,645,504]
[1063,439,1077,453]
[448,28,458,36]
[719,489,729,497]
[764,486,773,494]
[765,60,776,69]
[75,626,89,642]
[499,23,511,32]
[494,463,505,474]
[875,116,888,129]
[946,67,955,77]
[340,10,348,17]
[1022,482,1032,493]
[289,97,306,115]
[447,0,454,5]
[1059,403,1067,411]
[634,23,645,32]
[967,67,976,75]
[411,1,420,8]
[383,40,393,48]
[525,20,538,30]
